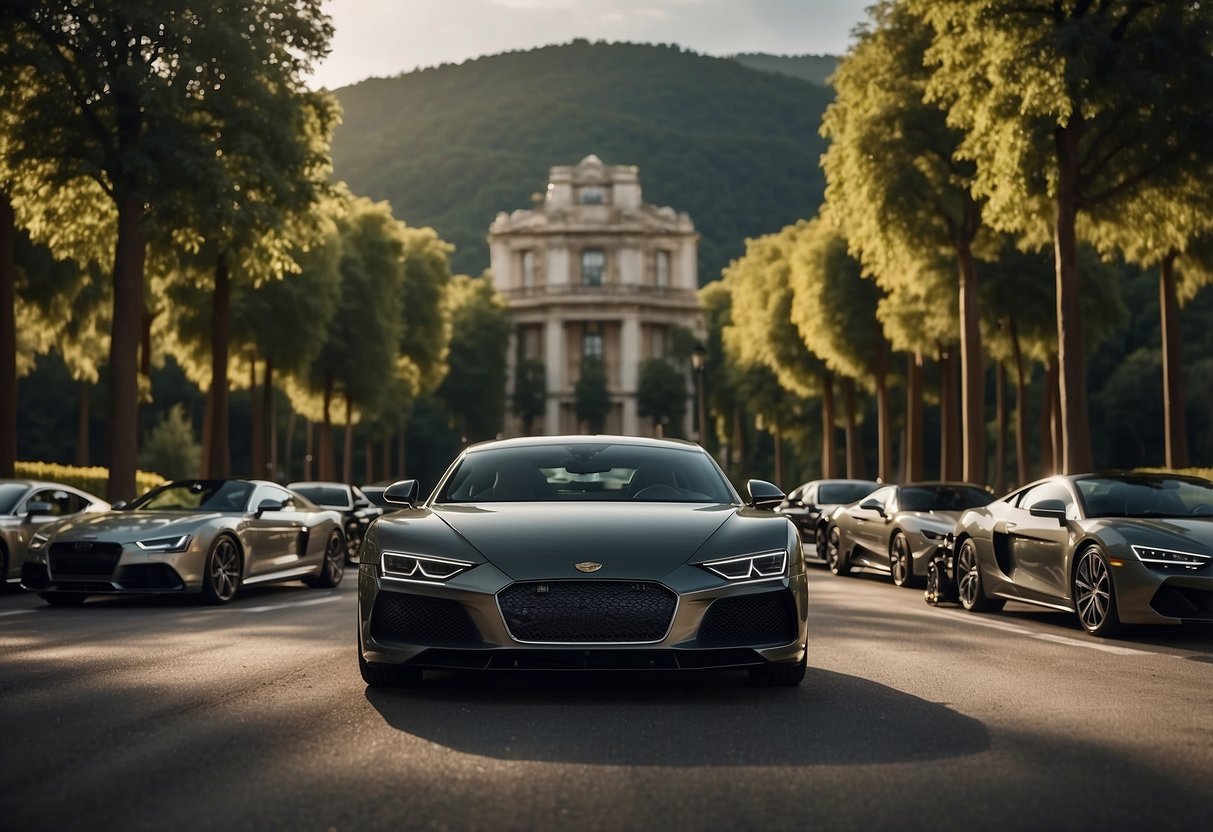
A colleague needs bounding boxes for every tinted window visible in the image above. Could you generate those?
[1019,481,1077,519]
[818,482,879,504]
[28,488,89,516]
[1077,476,1213,518]
[291,484,352,508]
[130,480,255,512]
[435,442,736,504]
[0,483,29,514]
[899,485,992,512]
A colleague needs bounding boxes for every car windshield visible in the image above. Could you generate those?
[1077,476,1213,518]
[291,484,351,508]
[0,483,29,514]
[434,442,737,504]
[900,485,992,512]
[819,482,878,504]
[128,480,255,512]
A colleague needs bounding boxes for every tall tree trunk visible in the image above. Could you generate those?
[1160,253,1189,469]
[319,374,334,481]
[957,238,985,484]
[995,363,1007,494]
[206,255,231,478]
[304,418,314,481]
[905,353,924,483]
[1010,319,1028,488]
[1039,361,1055,477]
[249,358,264,479]
[380,436,390,482]
[873,334,892,483]
[343,395,355,484]
[396,425,407,478]
[939,346,962,481]
[264,358,277,481]
[0,193,16,478]
[842,377,862,479]
[76,382,91,467]
[773,417,783,488]
[106,193,146,501]
[365,438,375,485]
[1054,121,1093,473]
[283,406,296,483]
[820,371,837,479]
[138,305,153,449]
[200,387,213,477]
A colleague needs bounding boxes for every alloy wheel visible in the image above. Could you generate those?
[956,542,980,609]
[208,538,240,602]
[891,533,911,587]
[1074,547,1117,635]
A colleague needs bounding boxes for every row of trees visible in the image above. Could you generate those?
[707,0,1213,487]
[0,2,511,499]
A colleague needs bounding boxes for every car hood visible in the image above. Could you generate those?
[431,502,738,581]
[40,511,220,541]
[1100,517,1213,552]
[903,509,965,528]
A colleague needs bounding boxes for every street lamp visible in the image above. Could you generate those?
[691,343,707,445]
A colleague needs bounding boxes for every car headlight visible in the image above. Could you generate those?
[699,550,787,581]
[381,551,475,583]
[135,534,191,552]
[27,533,50,560]
[1131,545,1211,570]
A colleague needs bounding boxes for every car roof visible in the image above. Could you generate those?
[463,434,704,454]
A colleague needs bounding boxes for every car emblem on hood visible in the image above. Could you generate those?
[575,561,602,573]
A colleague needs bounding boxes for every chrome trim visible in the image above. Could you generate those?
[243,565,317,585]
[991,591,1075,613]
[494,578,680,645]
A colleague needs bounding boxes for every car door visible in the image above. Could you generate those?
[1005,481,1075,603]
[244,485,308,575]
[850,486,895,562]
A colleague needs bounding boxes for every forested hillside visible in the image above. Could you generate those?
[330,40,834,282]
[731,53,838,85]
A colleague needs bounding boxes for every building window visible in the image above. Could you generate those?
[581,249,604,286]
[578,186,605,205]
[583,332,604,360]
[654,249,670,289]
[520,249,534,289]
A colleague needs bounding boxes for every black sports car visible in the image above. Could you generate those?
[946,472,1213,636]
[775,478,880,557]
[288,481,383,562]
[357,435,809,686]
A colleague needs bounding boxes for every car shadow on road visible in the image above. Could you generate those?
[365,666,988,767]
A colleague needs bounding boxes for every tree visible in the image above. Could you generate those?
[0,1,333,499]
[636,358,687,437]
[139,405,200,481]
[574,357,610,434]
[512,358,547,436]
[913,0,1213,472]
[823,0,992,483]
[438,274,510,444]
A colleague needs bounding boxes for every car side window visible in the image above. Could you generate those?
[1019,482,1078,520]
[259,485,297,511]
[27,488,87,516]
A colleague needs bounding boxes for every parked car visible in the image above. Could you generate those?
[21,478,345,606]
[775,478,880,558]
[359,482,395,510]
[824,482,993,587]
[948,471,1213,636]
[1,480,110,589]
[288,481,383,562]
[357,435,808,687]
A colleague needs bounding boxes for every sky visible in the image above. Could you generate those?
[307,0,874,90]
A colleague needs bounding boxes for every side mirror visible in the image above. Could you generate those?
[111,500,128,511]
[255,498,286,517]
[24,501,54,518]
[353,498,370,510]
[383,479,420,507]
[746,479,785,511]
[859,498,885,516]
[1029,499,1068,524]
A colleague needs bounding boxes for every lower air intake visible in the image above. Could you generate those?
[498,580,676,643]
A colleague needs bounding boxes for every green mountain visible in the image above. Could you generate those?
[731,53,839,86]
[330,40,834,283]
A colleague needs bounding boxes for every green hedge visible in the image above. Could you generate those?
[15,461,165,501]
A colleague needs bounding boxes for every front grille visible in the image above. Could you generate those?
[370,592,482,645]
[48,542,123,578]
[698,589,798,646]
[117,564,185,591]
[497,580,676,643]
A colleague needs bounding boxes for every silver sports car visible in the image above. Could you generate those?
[357,435,809,686]
[825,482,993,587]
[1,479,110,587]
[950,472,1213,636]
[21,479,346,605]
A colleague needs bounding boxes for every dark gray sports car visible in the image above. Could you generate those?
[21,479,346,605]
[357,435,808,686]
[949,472,1213,636]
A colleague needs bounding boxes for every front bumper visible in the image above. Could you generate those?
[21,541,207,595]
[1109,559,1213,625]
[358,561,809,671]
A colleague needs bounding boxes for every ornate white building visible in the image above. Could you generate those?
[489,155,704,436]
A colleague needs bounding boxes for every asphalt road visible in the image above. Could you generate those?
[2,557,1212,832]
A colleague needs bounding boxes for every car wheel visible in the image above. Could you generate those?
[814,523,829,561]
[1073,545,1122,637]
[924,554,956,606]
[201,535,242,605]
[359,646,424,687]
[305,530,345,589]
[749,649,807,687]
[826,525,851,576]
[890,532,914,588]
[41,591,87,607]
[956,539,1005,613]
